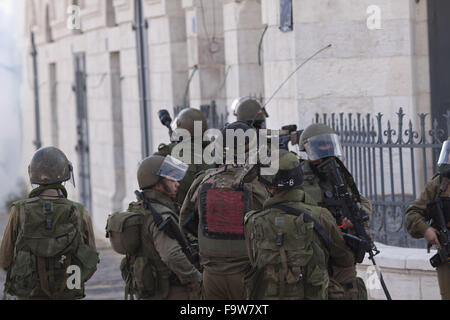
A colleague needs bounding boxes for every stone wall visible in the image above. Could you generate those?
[21,0,432,236]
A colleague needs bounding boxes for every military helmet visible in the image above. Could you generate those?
[28,146,73,185]
[438,137,450,178]
[259,150,304,190]
[137,155,188,190]
[171,108,208,138]
[299,123,343,160]
[232,97,268,129]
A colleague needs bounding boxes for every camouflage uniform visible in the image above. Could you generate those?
[301,159,371,300]
[0,185,97,300]
[122,189,202,300]
[244,188,355,300]
[179,165,268,300]
[405,175,450,300]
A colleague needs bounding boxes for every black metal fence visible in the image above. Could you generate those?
[174,100,228,131]
[316,108,450,248]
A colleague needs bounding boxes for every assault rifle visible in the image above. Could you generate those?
[279,125,303,151]
[317,157,392,300]
[135,191,201,271]
[426,195,450,268]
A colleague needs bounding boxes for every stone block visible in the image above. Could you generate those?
[171,41,188,72]
[293,0,411,24]
[294,20,412,60]
[419,274,441,300]
[148,17,169,45]
[224,30,239,65]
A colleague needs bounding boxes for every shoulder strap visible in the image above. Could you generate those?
[150,203,177,222]
[269,204,333,248]
[244,209,258,225]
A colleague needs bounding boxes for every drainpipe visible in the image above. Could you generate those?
[134,0,152,158]
[30,32,41,150]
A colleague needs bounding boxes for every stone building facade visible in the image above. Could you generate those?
[20,0,435,236]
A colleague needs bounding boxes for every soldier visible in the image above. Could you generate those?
[112,154,202,300]
[157,108,216,209]
[405,137,450,300]
[179,121,268,300]
[0,147,98,300]
[244,150,354,300]
[298,123,372,300]
[232,97,268,130]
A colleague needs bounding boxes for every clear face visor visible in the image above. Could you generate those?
[304,133,343,161]
[155,155,188,182]
[437,140,450,165]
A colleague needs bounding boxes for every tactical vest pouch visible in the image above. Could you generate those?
[73,243,99,283]
[106,211,144,255]
[120,256,162,300]
[199,183,249,240]
[6,250,38,298]
[133,256,158,298]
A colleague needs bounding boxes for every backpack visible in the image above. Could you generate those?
[105,201,175,300]
[5,197,99,299]
[244,204,330,300]
[196,166,252,258]
[106,210,144,256]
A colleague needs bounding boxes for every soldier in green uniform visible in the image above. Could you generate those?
[179,121,268,300]
[0,147,98,300]
[405,137,450,300]
[157,108,216,209]
[111,155,202,300]
[232,97,268,130]
[298,123,372,299]
[244,150,354,300]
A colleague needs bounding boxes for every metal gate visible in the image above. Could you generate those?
[315,108,450,248]
[174,100,228,130]
[73,52,92,214]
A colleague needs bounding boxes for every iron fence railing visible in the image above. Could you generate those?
[316,108,450,248]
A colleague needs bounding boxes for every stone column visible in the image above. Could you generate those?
[223,0,265,122]
[182,0,227,124]
[260,0,297,130]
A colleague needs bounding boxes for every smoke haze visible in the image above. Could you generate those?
[0,0,24,211]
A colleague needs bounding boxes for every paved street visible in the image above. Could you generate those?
[0,210,125,300]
